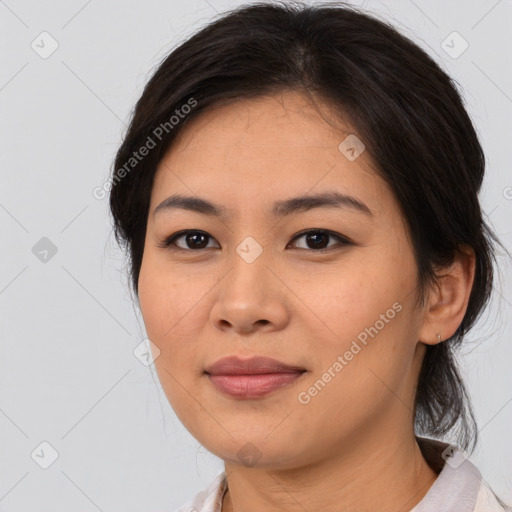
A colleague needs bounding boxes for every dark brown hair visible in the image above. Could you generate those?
[109,1,500,454]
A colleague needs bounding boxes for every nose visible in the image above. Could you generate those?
[209,249,290,336]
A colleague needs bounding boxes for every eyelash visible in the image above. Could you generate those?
[157,229,352,253]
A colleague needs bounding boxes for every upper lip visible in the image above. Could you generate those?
[205,356,306,376]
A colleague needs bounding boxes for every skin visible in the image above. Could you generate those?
[138,90,475,512]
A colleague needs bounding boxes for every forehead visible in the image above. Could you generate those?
[172,91,352,152]
[150,91,392,217]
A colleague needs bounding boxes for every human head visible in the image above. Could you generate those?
[109,1,498,455]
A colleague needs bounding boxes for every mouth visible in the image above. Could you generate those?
[204,356,307,399]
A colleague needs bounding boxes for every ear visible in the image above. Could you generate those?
[418,245,476,344]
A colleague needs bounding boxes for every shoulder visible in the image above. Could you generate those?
[413,437,510,511]
[174,472,227,512]
[474,480,511,512]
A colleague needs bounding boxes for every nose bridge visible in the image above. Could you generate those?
[234,234,266,266]
[225,233,269,294]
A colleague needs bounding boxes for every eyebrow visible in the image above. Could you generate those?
[153,191,373,218]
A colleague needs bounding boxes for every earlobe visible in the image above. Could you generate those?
[418,245,476,345]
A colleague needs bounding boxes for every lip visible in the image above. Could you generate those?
[205,356,306,375]
[205,356,307,399]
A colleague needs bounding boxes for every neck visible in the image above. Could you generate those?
[221,430,438,512]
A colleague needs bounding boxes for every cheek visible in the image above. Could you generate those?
[138,256,209,425]
[299,253,407,339]
[297,250,420,392]
[138,253,209,344]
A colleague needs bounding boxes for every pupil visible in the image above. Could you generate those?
[307,232,328,249]
[188,233,208,249]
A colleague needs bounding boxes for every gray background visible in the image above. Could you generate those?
[1,0,511,510]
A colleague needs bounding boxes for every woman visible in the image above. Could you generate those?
[109,2,509,510]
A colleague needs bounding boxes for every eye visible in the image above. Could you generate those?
[158,229,351,252]
[158,230,219,251]
[287,229,352,252]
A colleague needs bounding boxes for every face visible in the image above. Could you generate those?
[138,91,428,469]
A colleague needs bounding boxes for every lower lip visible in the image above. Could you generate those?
[207,372,305,398]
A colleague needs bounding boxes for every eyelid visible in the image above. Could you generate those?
[158,228,353,252]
